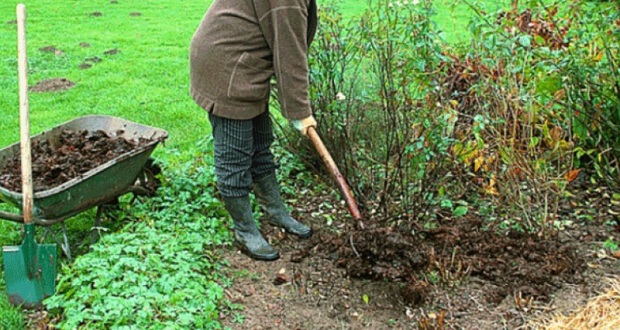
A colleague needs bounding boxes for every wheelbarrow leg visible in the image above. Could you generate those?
[61,224,71,262]
[42,223,72,262]
[91,205,106,245]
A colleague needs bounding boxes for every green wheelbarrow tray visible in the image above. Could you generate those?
[0,115,169,223]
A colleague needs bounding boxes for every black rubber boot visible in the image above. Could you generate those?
[222,196,280,261]
[253,174,313,239]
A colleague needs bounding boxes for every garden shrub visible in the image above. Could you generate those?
[555,0,620,184]
[279,0,458,224]
[455,0,620,229]
[280,0,618,232]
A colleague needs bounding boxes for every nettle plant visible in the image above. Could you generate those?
[280,0,456,223]
[45,141,232,330]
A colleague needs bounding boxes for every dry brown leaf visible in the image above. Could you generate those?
[566,170,580,183]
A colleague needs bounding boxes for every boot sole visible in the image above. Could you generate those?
[234,242,280,261]
[270,222,313,239]
[296,228,313,239]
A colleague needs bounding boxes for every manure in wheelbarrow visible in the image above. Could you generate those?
[0,129,155,192]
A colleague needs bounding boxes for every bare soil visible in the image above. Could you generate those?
[38,46,63,55]
[29,78,75,93]
[219,181,620,329]
[0,129,154,192]
[85,56,102,63]
[103,48,120,56]
[79,56,103,70]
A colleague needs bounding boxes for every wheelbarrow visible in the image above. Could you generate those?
[0,114,168,262]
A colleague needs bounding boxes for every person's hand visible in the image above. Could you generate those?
[291,116,317,136]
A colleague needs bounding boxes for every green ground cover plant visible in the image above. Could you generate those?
[45,139,231,329]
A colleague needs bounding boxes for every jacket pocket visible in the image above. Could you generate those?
[227,52,274,102]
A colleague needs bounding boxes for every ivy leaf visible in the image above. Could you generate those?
[519,35,531,48]
[453,206,468,218]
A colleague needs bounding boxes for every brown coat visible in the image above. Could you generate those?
[190,0,317,120]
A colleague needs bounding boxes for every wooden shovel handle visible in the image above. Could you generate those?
[307,126,362,220]
[17,4,34,225]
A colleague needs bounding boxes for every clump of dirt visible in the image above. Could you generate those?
[103,48,120,55]
[29,78,75,93]
[334,220,585,302]
[0,129,154,192]
[6,20,17,25]
[129,12,142,17]
[89,12,103,17]
[85,56,102,63]
[79,56,103,69]
[38,46,63,55]
[79,42,91,48]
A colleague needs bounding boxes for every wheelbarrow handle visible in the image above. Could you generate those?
[307,126,362,220]
[17,3,34,225]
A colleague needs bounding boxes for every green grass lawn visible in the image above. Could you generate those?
[0,0,214,154]
[0,0,511,328]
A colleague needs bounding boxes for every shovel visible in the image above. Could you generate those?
[307,126,362,220]
[2,4,57,308]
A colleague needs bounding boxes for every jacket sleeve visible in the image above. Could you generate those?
[256,1,312,120]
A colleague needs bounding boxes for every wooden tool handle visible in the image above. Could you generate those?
[17,4,34,225]
[307,126,362,220]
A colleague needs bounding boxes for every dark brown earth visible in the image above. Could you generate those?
[79,42,91,48]
[103,48,120,56]
[6,20,17,24]
[29,78,75,93]
[38,46,63,55]
[219,179,620,329]
[89,12,103,17]
[129,12,142,17]
[79,56,103,69]
[85,56,102,63]
[0,129,153,192]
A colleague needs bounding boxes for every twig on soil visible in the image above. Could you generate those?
[469,294,488,313]
[445,293,454,320]
[224,289,233,299]
[350,235,360,258]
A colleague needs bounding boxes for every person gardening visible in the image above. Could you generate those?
[189,0,318,261]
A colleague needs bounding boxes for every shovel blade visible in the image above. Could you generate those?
[3,243,57,308]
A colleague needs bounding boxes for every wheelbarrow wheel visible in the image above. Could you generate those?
[136,157,162,196]
[145,157,162,176]
[103,158,161,209]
